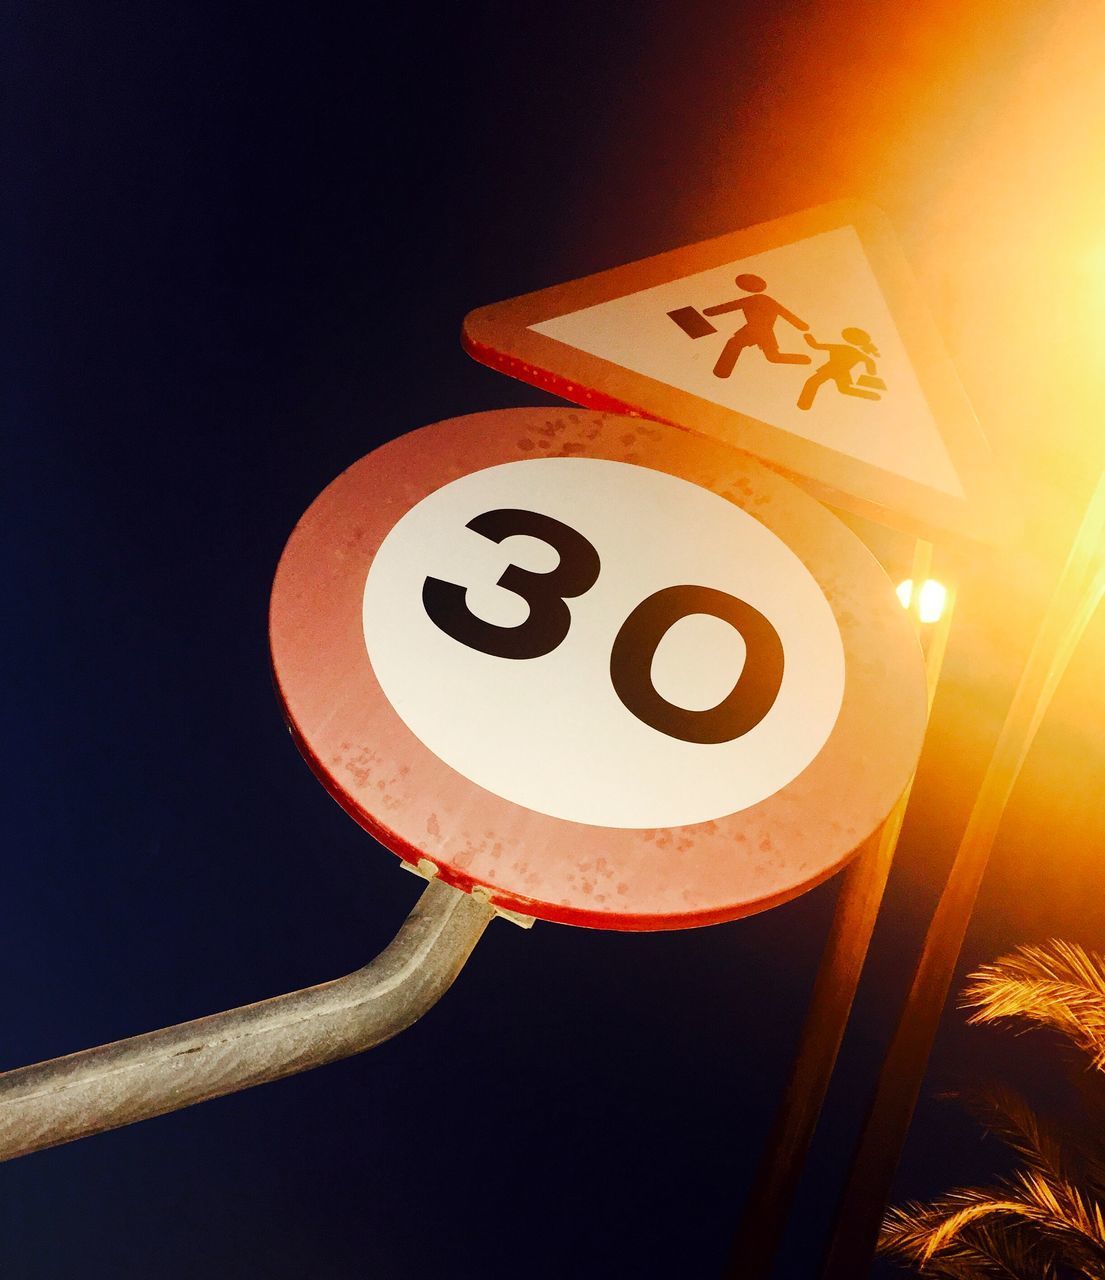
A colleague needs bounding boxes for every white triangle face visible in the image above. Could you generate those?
[531,226,964,499]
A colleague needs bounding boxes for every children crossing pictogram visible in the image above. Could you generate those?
[463,201,1005,543]
[667,277,886,410]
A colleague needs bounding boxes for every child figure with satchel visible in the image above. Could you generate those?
[797,327,886,411]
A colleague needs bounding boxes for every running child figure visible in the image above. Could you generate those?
[703,273,813,378]
[797,328,885,411]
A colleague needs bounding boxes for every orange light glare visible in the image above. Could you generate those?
[897,578,947,624]
[918,579,947,624]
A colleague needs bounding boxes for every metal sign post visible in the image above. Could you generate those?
[821,467,1105,1277]
[726,539,956,1278]
[0,875,496,1162]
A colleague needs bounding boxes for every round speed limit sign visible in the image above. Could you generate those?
[270,409,926,930]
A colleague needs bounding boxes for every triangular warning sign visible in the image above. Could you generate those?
[463,201,1004,543]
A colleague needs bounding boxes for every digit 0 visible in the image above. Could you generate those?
[609,585,784,744]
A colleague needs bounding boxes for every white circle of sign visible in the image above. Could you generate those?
[362,457,845,828]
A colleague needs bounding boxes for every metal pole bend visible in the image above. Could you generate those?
[0,877,497,1162]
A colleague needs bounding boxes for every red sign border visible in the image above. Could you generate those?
[269,408,927,931]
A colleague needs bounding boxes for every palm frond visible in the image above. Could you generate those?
[1066,1065,1105,1199]
[882,1185,1031,1261]
[881,941,1105,1278]
[954,1083,1068,1185]
[881,1197,995,1278]
[964,940,1105,1069]
[949,1224,1060,1280]
[1013,1167,1102,1238]
[882,1196,1060,1278]
[1010,1169,1105,1274]
[880,1170,1105,1277]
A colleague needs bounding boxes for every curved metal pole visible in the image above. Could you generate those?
[0,877,497,1162]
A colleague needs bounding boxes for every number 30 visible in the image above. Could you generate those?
[422,507,785,745]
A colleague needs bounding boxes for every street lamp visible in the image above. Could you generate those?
[896,577,949,624]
